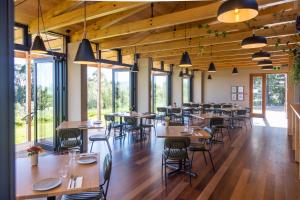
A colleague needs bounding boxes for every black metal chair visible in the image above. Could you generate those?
[104,115,123,139]
[156,107,167,122]
[234,109,252,128]
[182,107,193,125]
[189,127,216,172]
[162,137,192,186]
[213,104,222,114]
[89,122,112,155]
[202,104,212,113]
[222,104,233,108]
[191,103,200,114]
[182,103,191,107]
[141,113,157,135]
[209,117,231,141]
[57,128,81,153]
[62,154,112,200]
[123,116,143,140]
[170,108,183,123]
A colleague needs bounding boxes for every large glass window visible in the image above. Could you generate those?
[87,67,99,120]
[113,70,130,112]
[183,77,191,103]
[100,68,113,120]
[152,74,168,112]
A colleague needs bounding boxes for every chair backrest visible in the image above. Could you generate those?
[145,114,156,120]
[124,116,137,125]
[157,107,167,113]
[236,109,247,116]
[171,108,181,114]
[104,115,115,122]
[102,154,112,198]
[164,137,191,149]
[222,104,233,108]
[203,104,211,109]
[191,103,200,107]
[209,117,224,127]
[213,104,221,109]
[182,103,191,107]
[57,128,81,140]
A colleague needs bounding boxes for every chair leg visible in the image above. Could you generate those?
[226,127,231,140]
[202,151,207,165]
[249,118,252,128]
[90,141,94,153]
[105,139,112,156]
[164,159,167,187]
[207,151,215,172]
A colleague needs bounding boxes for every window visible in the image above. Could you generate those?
[183,78,191,103]
[100,68,113,121]
[87,67,99,120]
[113,70,130,112]
[151,74,168,112]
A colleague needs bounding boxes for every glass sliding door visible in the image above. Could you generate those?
[152,74,168,113]
[182,77,191,103]
[34,58,55,148]
[100,68,112,120]
[113,70,130,112]
[250,74,266,117]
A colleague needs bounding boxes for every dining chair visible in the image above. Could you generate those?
[57,128,81,153]
[105,115,123,139]
[89,122,112,155]
[141,113,157,135]
[209,117,231,141]
[191,103,200,114]
[213,104,222,115]
[62,154,112,200]
[170,108,183,123]
[182,103,191,107]
[123,116,143,140]
[234,109,252,128]
[202,104,212,113]
[189,127,216,172]
[222,104,233,108]
[156,107,167,122]
[161,137,192,186]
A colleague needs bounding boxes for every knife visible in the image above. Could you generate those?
[73,176,77,188]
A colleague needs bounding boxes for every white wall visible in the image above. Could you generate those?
[172,67,182,106]
[204,68,288,107]
[67,42,82,120]
[137,58,151,113]
[193,70,202,103]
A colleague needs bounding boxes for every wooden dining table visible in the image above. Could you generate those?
[56,120,104,153]
[156,125,211,140]
[16,154,100,200]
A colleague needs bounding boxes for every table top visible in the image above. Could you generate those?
[111,112,155,118]
[191,113,230,120]
[16,154,100,200]
[156,125,211,139]
[56,120,103,131]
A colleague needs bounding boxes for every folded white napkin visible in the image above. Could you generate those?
[68,176,83,189]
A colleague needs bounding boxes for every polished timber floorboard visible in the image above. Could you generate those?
[89,122,300,200]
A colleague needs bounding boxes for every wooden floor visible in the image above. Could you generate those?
[89,120,300,200]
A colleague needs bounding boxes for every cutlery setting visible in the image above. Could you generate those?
[68,175,83,189]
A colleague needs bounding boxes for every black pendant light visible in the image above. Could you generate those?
[208,45,216,72]
[31,0,47,54]
[179,52,192,67]
[217,0,258,23]
[241,34,267,49]
[261,66,273,70]
[232,67,238,74]
[179,70,183,77]
[74,2,96,65]
[252,51,271,61]
[131,51,139,72]
[208,74,212,80]
[257,60,272,67]
[296,14,300,32]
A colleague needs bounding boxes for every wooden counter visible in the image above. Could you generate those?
[290,104,300,178]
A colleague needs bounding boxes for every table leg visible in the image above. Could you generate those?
[80,129,84,153]
[47,196,56,200]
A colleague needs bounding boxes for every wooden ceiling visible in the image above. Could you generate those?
[14,0,300,70]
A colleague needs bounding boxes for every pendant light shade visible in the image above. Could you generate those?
[257,60,272,67]
[217,0,258,23]
[179,52,192,67]
[31,35,47,54]
[261,66,273,70]
[74,2,97,64]
[208,74,212,80]
[179,70,183,77]
[131,63,139,72]
[252,51,271,61]
[74,39,96,64]
[232,67,238,74]
[241,34,267,49]
[296,15,300,32]
[208,62,216,72]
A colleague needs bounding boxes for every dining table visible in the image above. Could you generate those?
[16,154,100,200]
[56,120,104,153]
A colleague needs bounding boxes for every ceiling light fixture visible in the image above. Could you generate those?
[208,74,212,80]
[217,0,258,23]
[241,34,267,49]
[31,0,47,54]
[74,2,96,65]
[257,60,272,67]
[252,51,271,61]
[208,45,216,72]
[232,67,238,74]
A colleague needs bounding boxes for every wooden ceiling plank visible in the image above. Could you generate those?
[99,1,297,50]
[29,2,147,34]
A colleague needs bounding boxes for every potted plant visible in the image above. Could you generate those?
[165,116,170,127]
[27,146,43,166]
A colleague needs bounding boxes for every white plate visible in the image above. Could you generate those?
[33,178,61,191]
[77,156,97,164]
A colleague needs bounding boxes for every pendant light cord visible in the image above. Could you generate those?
[83,2,87,39]
[37,0,40,36]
